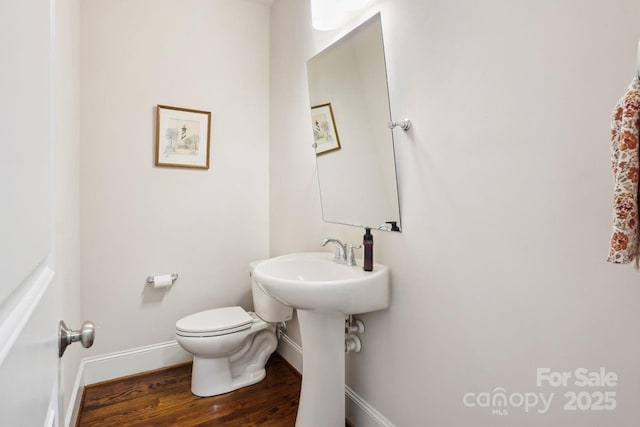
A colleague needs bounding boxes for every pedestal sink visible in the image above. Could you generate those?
[252,252,390,427]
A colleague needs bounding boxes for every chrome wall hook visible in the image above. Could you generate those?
[388,119,411,131]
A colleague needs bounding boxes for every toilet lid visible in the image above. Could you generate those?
[176,306,253,335]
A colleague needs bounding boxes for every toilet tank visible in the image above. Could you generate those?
[250,260,293,323]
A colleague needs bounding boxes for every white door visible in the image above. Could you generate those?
[0,0,64,425]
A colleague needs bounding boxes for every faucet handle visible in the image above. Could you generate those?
[346,244,362,266]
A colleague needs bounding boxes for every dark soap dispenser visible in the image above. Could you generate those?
[363,227,373,271]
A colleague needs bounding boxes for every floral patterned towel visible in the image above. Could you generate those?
[608,77,640,264]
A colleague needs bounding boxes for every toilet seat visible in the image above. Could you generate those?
[176,306,253,337]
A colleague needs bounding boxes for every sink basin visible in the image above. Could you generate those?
[252,252,390,427]
[252,252,389,314]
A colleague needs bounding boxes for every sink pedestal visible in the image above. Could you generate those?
[251,252,390,426]
[296,310,345,427]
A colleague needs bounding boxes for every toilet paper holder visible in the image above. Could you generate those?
[146,273,179,285]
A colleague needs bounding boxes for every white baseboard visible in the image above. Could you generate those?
[276,333,395,427]
[80,340,191,386]
[65,340,191,427]
[276,332,303,371]
[344,385,395,427]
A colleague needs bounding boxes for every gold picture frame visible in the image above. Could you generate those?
[155,105,211,169]
[311,103,341,155]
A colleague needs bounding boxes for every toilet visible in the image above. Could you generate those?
[175,261,293,397]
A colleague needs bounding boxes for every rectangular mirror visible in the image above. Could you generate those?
[306,13,401,232]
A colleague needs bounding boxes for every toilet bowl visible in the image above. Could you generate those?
[175,262,293,397]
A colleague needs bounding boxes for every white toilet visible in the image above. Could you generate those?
[175,261,293,397]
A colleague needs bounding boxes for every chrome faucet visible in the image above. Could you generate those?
[322,238,361,266]
[322,238,346,262]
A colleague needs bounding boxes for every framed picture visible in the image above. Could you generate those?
[311,103,341,155]
[155,105,211,169]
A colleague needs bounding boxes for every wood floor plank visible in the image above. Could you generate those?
[77,354,302,427]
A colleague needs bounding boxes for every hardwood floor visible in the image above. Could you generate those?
[77,354,302,426]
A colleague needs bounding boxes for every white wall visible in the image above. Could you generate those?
[80,0,271,355]
[270,0,640,425]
